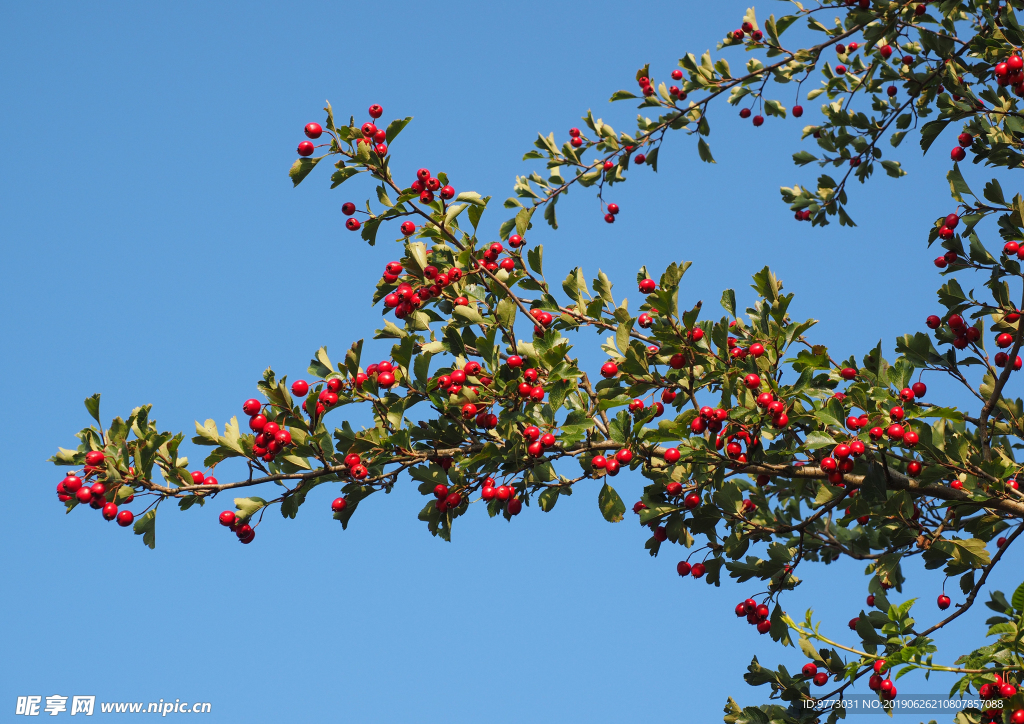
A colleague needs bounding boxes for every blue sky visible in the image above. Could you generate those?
[1,1,1019,722]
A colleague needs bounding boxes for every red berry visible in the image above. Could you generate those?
[912,382,927,398]
[840,367,857,380]
[937,594,951,609]
[752,115,764,127]
[304,122,322,139]
[331,497,348,512]
[664,448,681,463]
[507,498,523,515]
[368,104,383,119]
[677,561,691,576]
[102,502,118,520]
[951,146,966,162]
[400,221,415,236]
[600,361,619,378]
[793,105,803,117]
[297,141,314,157]
[219,511,236,527]
[116,510,134,527]
[740,108,751,118]
[638,278,657,294]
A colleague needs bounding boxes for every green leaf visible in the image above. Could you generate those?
[234,496,268,520]
[289,155,324,187]
[984,179,1006,206]
[538,487,559,512]
[84,394,101,425]
[803,431,837,450]
[792,150,817,166]
[721,289,736,317]
[453,305,486,325]
[1012,580,1024,613]
[947,164,974,203]
[697,138,716,163]
[133,510,156,549]
[385,116,413,145]
[527,245,544,275]
[610,90,638,101]
[330,166,364,188]
[920,119,950,153]
[598,483,626,522]
[515,207,535,237]
[496,296,517,330]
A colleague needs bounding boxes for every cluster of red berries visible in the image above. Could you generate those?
[936,212,961,242]
[729,21,763,43]
[475,241,517,274]
[800,661,835,687]
[217,510,255,544]
[297,104,387,161]
[354,361,399,391]
[522,426,558,457]
[636,74,657,98]
[668,69,688,101]
[734,596,772,634]
[297,122,322,157]
[927,313,1022,367]
[507,359,547,403]
[242,398,294,461]
[978,675,1019,702]
[291,377,341,420]
[866,660,898,700]
[409,167,454,205]
[932,248,962,270]
[341,453,369,481]
[592,448,634,476]
[675,559,707,579]
[188,470,218,487]
[603,202,620,224]
[994,53,1024,93]
[951,131,973,162]
[480,478,523,514]
[384,264,464,319]
[59,467,136,528]
[434,360,490,400]
[341,202,361,231]
[430,482,464,513]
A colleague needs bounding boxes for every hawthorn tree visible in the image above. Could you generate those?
[50,1,1024,722]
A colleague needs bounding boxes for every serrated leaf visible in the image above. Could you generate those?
[385,116,413,145]
[598,483,626,522]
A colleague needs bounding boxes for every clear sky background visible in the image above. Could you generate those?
[1,1,1020,722]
